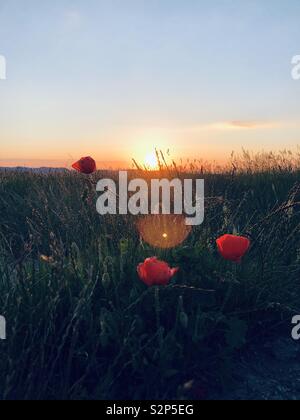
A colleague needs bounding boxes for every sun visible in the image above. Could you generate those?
[144,152,158,170]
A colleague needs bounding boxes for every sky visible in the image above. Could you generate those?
[0,0,300,168]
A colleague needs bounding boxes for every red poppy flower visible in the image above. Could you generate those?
[216,234,251,263]
[137,257,179,287]
[72,157,96,174]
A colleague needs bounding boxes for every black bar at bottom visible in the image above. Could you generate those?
[99,402,202,418]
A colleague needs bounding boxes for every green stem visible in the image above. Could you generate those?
[154,287,163,347]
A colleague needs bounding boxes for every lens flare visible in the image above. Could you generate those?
[136,214,192,249]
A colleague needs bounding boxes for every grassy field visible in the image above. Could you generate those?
[0,154,300,400]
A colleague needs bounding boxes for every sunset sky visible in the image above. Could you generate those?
[0,0,300,168]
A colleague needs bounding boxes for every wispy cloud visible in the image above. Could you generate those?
[192,120,281,132]
[155,120,282,134]
[223,120,279,130]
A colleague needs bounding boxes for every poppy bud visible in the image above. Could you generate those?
[102,273,111,289]
[180,312,189,329]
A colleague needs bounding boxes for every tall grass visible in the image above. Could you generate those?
[138,147,300,174]
[0,153,299,400]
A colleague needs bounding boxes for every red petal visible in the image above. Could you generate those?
[72,157,96,174]
[137,258,177,287]
[72,161,81,171]
[217,234,250,263]
[170,267,179,277]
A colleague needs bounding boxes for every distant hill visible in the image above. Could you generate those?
[0,167,69,174]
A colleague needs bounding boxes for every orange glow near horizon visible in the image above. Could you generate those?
[1,123,299,169]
